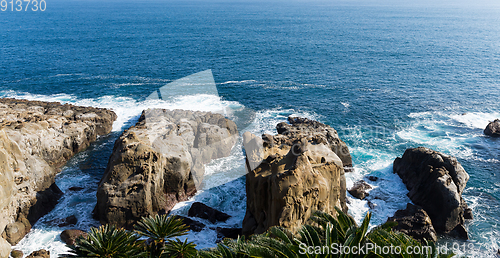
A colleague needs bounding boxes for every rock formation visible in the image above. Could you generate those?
[484,119,500,137]
[242,117,349,235]
[95,109,238,228]
[393,147,471,239]
[348,180,372,200]
[0,98,116,251]
[188,202,231,223]
[387,203,437,242]
[60,229,87,246]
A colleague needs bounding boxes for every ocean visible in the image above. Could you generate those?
[1,0,500,256]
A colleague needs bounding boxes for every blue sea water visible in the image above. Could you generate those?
[1,0,500,256]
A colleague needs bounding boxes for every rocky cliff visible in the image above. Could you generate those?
[393,147,471,239]
[0,98,116,251]
[95,109,238,228]
[242,117,350,235]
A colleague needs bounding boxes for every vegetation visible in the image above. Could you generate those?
[64,209,453,258]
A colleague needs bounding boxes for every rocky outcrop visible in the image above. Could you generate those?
[242,117,349,235]
[387,203,437,242]
[26,249,50,258]
[60,229,87,245]
[95,109,238,228]
[178,216,205,232]
[0,98,116,249]
[484,119,500,137]
[393,147,471,238]
[348,180,372,200]
[188,202,231,223]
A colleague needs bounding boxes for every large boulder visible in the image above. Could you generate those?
[242,117,348,235]
[348,180,372,200]
[60,229,87,246]
[393,147,470,238]
[484,119,500,137]
[0,98,116,247]
[26,249,50,258]
[387,203,437,242]
[95,109,238,228]
[188,202,231,223]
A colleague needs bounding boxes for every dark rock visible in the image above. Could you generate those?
[26,183,64,226]
[95,109,238,228]
[484,119,500,137]
[464,208,473,220]
[68,186,84,191]
[449,224,468,240]
[216,227,242,241]
[387,203,438,242]
[367,176,379,182]
[242,117,348,235]
[348,180,372,200]
[60,229,87,246]
[178,216,206,232]
[188,202,230,223]
[11,250,23,258]
[48,215,78,227]
[393,147,470,239]
[26,249,50,258]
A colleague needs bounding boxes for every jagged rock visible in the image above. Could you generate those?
[367,176,378,182]
[96,109,238,228]
[178,216,205,232]
[188,202,231,223]
[1,218,31,245]
[26,249,50,258]
[388,203,438,242]
[216,227,242,241]
[242,117,348,235]
[0,98,116,247]
[60,229,87,246]
[10,250,23,258]
[348,180,372,200]
[393,147,470,238]
[484,119,500,137]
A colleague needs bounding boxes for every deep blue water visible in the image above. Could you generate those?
[2,0,500,256]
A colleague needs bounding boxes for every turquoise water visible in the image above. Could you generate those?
[1,0,500,256]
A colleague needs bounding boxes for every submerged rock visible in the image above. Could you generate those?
[0,98,116,247]
[95,109,238,228]
[393,147,470,239]
[484,119,500,137]
[242,117,349,235]
[188,202,231,223]
[388,203,437,242]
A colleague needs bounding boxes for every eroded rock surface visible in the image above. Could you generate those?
[95,109,238,228]
[393,147,471,238]
[242,117,349,235]
[0,98,116,248]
